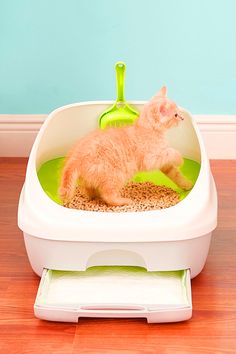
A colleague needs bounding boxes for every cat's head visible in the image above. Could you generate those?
[137,86,183,132]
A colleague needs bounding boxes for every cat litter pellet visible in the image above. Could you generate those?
[64,181,180,212]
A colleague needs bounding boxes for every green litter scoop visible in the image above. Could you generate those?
[99,62,139,129]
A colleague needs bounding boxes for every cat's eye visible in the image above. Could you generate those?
[175,114,178,117]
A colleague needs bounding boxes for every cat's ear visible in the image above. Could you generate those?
[159,102,170,117]
[156,86,167,98]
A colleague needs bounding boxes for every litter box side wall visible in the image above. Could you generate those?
[23,232,212,279]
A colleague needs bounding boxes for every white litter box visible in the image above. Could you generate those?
[18,101,217,323]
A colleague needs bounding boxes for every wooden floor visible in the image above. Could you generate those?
[0,158,236,354]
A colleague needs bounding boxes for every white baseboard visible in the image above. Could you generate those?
[0,115,46,158]
[0,114,236,159]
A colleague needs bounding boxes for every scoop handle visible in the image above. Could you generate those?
[115,61,126,102]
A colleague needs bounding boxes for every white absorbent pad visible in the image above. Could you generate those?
[37,266,190,309]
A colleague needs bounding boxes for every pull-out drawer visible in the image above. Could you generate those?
[34,266,192,323]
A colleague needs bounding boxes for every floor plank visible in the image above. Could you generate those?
[0,158,235,353]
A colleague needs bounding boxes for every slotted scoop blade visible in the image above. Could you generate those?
[99,62,139,129]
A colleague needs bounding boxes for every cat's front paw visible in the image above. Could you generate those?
[180,180,193,191]
[104,197,132,206]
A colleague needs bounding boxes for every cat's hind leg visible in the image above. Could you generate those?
[59,163,79,203]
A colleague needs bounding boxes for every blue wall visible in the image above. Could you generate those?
[0,0,236,114]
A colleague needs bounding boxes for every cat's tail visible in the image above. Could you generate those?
[59,162,79,203]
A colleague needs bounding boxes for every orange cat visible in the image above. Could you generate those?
[59,86,193,206]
